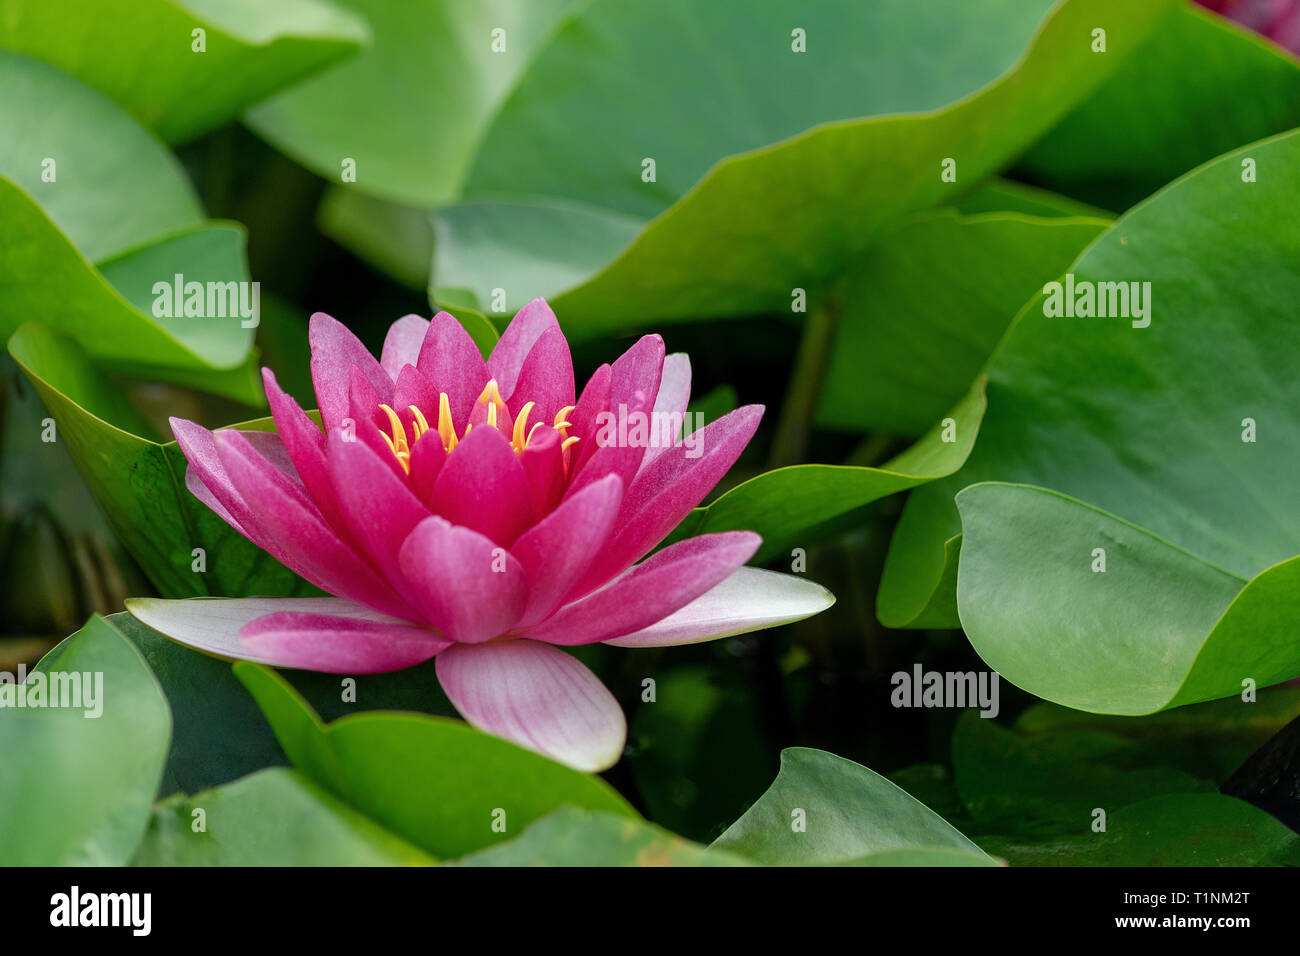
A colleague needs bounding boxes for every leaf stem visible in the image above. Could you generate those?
[767,295,839,468]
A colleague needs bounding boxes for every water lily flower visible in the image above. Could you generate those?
[128,300,833,771]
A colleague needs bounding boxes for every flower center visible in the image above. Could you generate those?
[377,379,578,474]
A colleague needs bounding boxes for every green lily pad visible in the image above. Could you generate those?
[0,185,259,399]
[956,483,1300,715]
[8,324,309,598]
[132,767,434,866]
[246,0,577,206]
[0,50,201,261]
[815,211,1106,437]
[712,747,987,864]
[433,0,1179,336]
[0,52,260,396]
[234,661,638,859]
[1016,2,1300,210]
[1014,687,1300,783]
[978,793,1300,866]
[672,378,985,564]
[0,615,171,865]
[837,847,1001,867]
[882,128,1300,640]
[453,807,746,866]
[0,0,369,144]
[951,710,1213,837]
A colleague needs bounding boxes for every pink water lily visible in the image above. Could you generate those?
[128,300,833,771]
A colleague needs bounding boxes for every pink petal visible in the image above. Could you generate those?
[391,363,441,431]
[563,335,664,501]
[416,311,491,429]
[263,368,356,543]
[436,641,626,772]
[430,426,534,546]
[380,314,430,380]
[127,596,442,671]
[573,404,763,596]
[520,531,760,646]
[409,433,447,505]
[604,567,835,647]
[488,298,560,400]
[239,430,299,477]
[172,417,301,560]
[309,312,392,431]
[325,429,432,610]
[638,352,691,474]
[510,474,624,628]
[518,427,567,517]
[507,325,575,427]
[608,333,665,421]
[183,465,247,537]
[240,611,449,673]
[346,366,409,485]
[567,362,611,476]
[397,516,528,644]
[213,429,419,620]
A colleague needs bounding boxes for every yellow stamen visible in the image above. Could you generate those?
[379,428,402,460]
[477,379,506,409]
[409,404,430,441]
[377,386,580,469]
[378,403,411,473]
[437,392,457,452]
[512,402,535,452]
[378,403,406,445]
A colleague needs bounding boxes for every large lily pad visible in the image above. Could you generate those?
[814,211,1106,437]
[951,710,1213,837]
[0,186,259,399]
[1015,1,1300,210]
[0,615,171,865]
[234,662,638,859]
[0,51,201,260]
[432,0,1179,335]
[977,793,1300,866]
[246,0,577,206]
[1014,686,1300,782]
[0,0,369,144]
[957,483,1300,714]
[0,52,260,397]
[132,767,434,866]
[453,807,747,866]
[712,747,987,865]
[882,128,1300,644]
